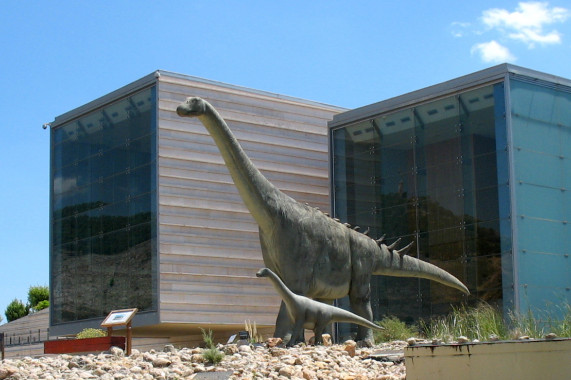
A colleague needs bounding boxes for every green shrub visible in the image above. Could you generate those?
[200,327,224,364]
[200,327,215,349]
[202,347,225,364]
[28,285,49,310]
[33,300,50,311]
[76,328,107,339]
[374,316,417,342]
[5,299,28,322]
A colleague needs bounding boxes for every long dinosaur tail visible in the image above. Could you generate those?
[374,246,470,294]
[330,307,384,331]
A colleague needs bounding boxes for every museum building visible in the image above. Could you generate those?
[44,64,571,344]
[48,71,344,338]
[329,64,571,330]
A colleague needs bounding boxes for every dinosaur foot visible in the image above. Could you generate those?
[356,338,374,348]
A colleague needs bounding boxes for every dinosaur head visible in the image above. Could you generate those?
[176,97,207,117]
[256,268,271,278]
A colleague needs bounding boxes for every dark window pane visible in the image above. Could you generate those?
[331,84,506,324]
[50,86,157,325]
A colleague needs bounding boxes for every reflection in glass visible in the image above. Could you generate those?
[50,86,156,325]
[509,79,571,313]
[332,84,506,328]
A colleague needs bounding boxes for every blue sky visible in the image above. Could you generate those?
[1,1,570,322]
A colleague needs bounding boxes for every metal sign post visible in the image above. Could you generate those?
[0,332,4,360]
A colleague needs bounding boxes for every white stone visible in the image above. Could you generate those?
[457,336,469,344]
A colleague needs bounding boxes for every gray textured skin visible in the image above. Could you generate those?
[256,268,384,346]
[176,97,469,346]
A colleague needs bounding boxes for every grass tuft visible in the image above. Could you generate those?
[409,302,571,342]
[374,316,417,342]
[200,327,225,364]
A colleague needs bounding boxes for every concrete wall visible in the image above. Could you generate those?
[405,339,571,380]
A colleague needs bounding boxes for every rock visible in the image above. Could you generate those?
[545,332,557,340]
[406,337,416,346]
[110,346,124,357]
[0,365,18,380]
[238,344,252,353]
[489,334,500,341]
[302,368,316,379]
[280,355,297,365]
[163,344,177,353]
[344,340,357,357]
[129,348,141,358]
[457,336,469,344]
[152,357,172,368]
[266,337,283,347]
[518,335,530,340]
[322,333,332,346]
[143,352,156,362]
[223,344,239,355]
[278,365,294,378]
[0,340,408,379]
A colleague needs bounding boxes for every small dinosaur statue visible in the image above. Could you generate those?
[177,97,469,346]
[256,268,384,346]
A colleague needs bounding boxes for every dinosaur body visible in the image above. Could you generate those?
[177,97,469,346]
[256,268,384,345]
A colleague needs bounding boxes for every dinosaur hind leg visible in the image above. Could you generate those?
[349,285,375,347]
[273,301,299,343]
[313,321,328,345]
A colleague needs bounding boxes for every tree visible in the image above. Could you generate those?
[5,299,28,322]
[28,285,49,310]
[34,300,50,311]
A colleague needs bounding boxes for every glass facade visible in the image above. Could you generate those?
[50,86,157,325]
[332,84,509,326]
[510,77,571,314]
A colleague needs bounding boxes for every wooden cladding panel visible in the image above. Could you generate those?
[157,73,341,326]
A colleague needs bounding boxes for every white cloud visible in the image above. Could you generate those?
[471,40,517,63]
[481,2,569,48]
[451,21,471,38]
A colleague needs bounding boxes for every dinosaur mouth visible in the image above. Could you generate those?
[255,269,266,277]
[176,105,195,117]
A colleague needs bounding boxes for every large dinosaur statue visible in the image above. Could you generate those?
[256,267,384,346]
[176,97,469,346]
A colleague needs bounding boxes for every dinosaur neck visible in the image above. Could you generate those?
[197,103,281,228]
[264,270,297,309]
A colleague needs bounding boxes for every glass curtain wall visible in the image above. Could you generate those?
[332,84,509,328]
[510,77,571,314]
[50,86,157,325]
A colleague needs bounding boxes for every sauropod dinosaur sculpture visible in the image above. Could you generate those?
[256,268,384,346]
[176,97,469,346]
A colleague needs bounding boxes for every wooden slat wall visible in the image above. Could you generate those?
[0,309,49,358]
[156,74,342,327]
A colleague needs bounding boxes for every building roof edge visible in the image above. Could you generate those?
[329,64,570,128]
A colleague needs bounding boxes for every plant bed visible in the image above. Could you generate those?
[44,336,126,354]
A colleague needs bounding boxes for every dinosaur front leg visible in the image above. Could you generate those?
[314,298,334,338]
[287,317,306,347]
